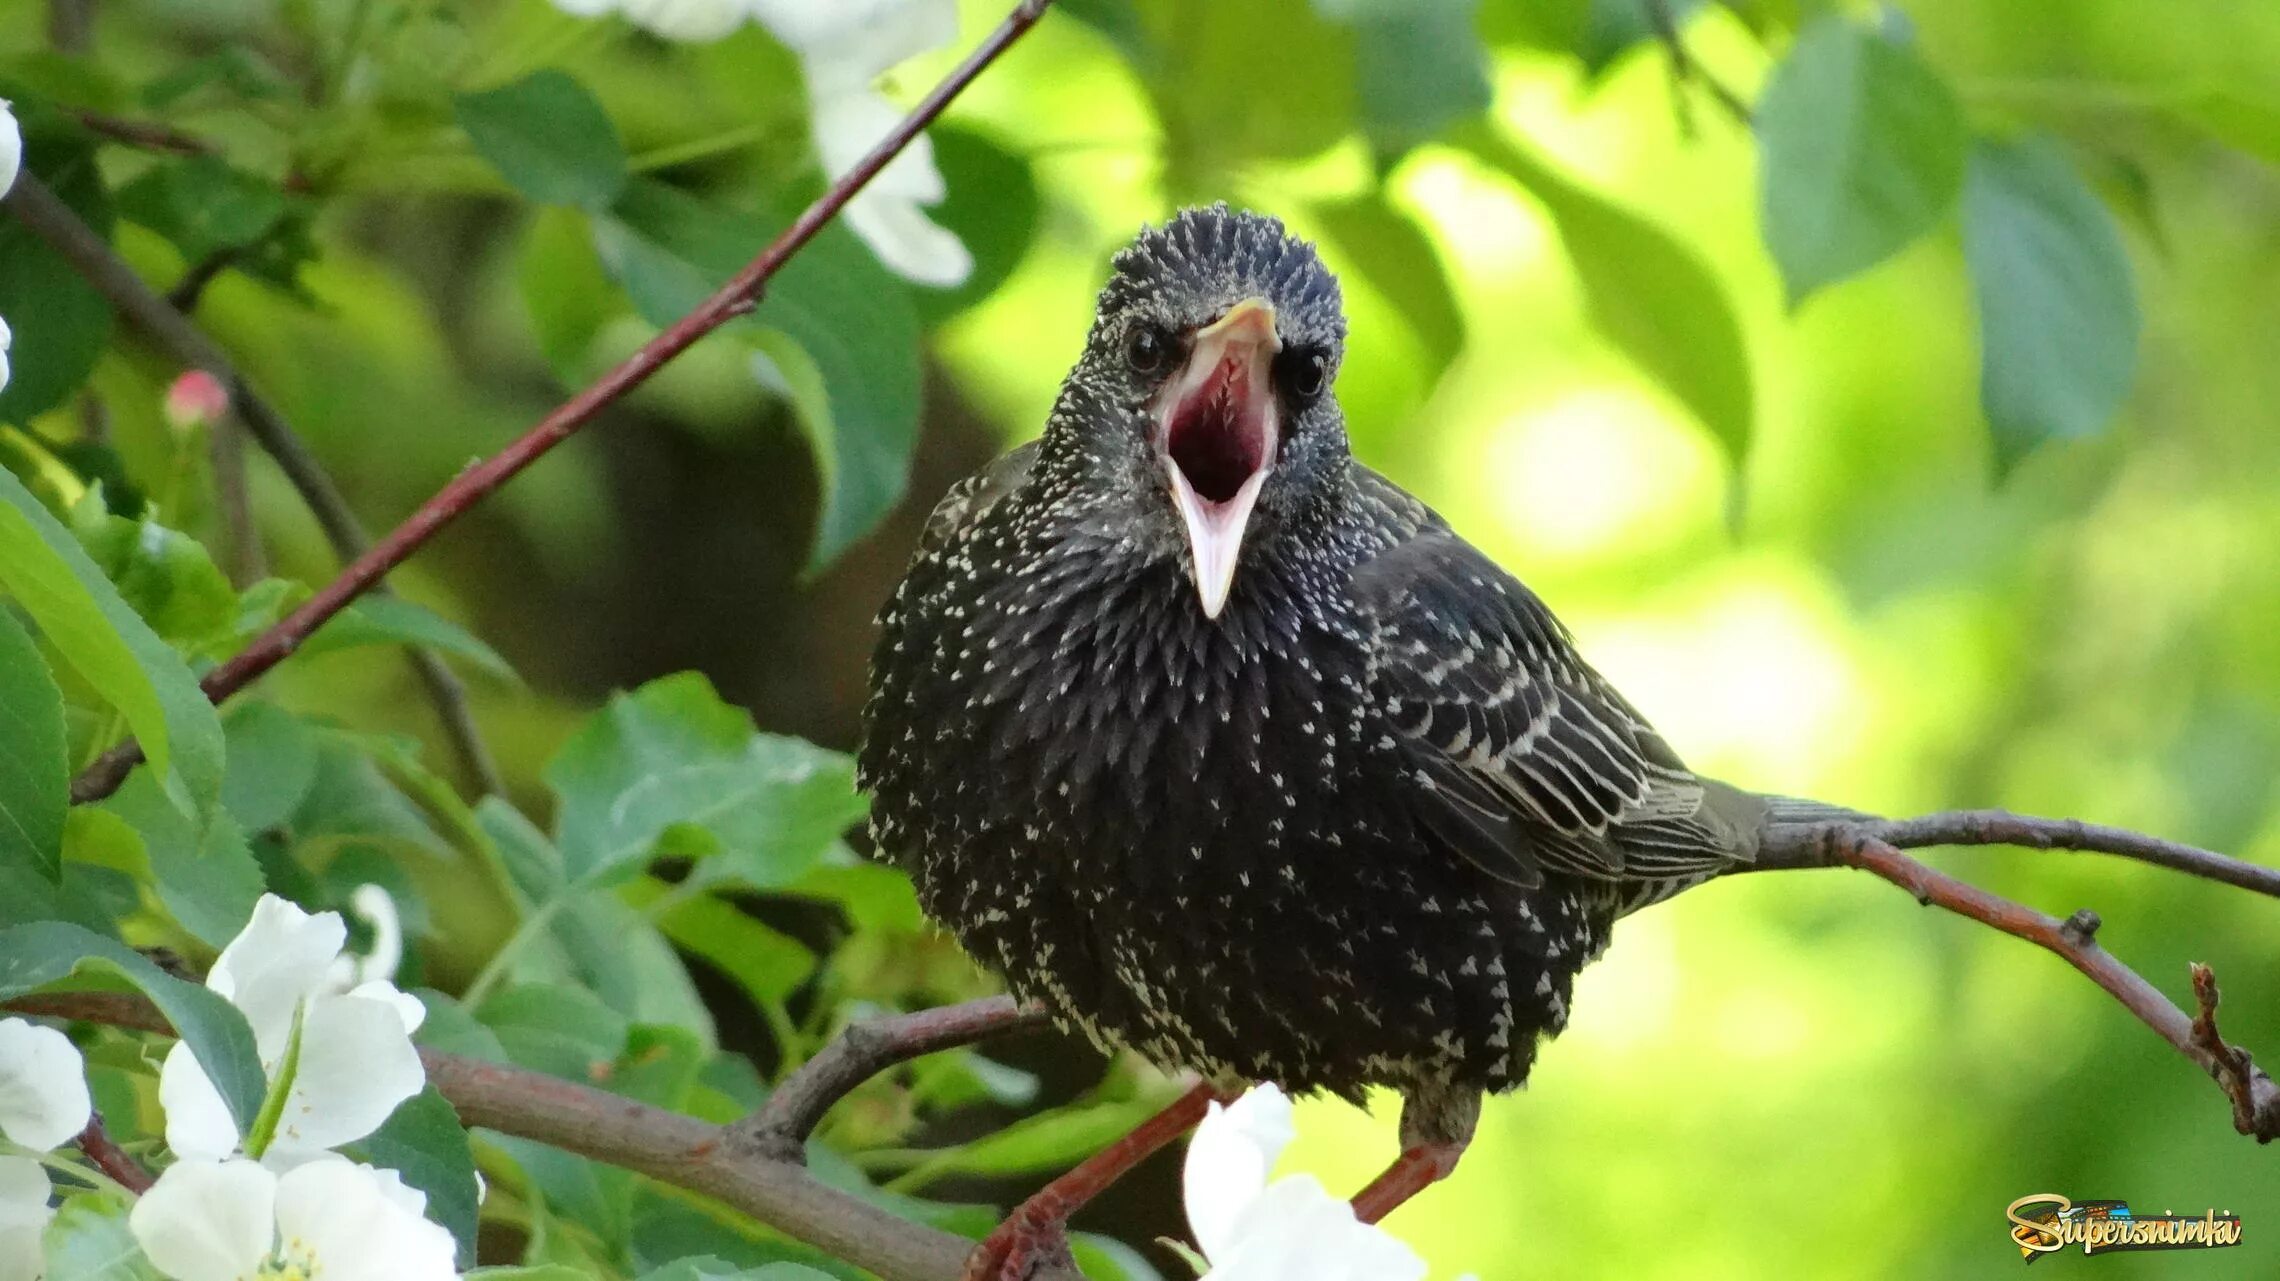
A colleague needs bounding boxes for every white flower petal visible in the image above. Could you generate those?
[157,1041,243,1163]
[618,0,747,42]
[131,1159,277,1281]
[550,0,619,14]
[0,99,19,200]
[0,315,12,396]
[344,885,404,986]
[274,1159,458,1281]
[753,0,955,81]
[346,980,427,1036]
[0,1020,91,1152]
[844,193,972,288]
[1203,1174,1426,1281]
[0,1222,42,1281]
[1183,1084,1293,1262]
[0,1156,53,1230]
[208,896,347,1061]
[811,91,946,199]
[261,992,424,1163]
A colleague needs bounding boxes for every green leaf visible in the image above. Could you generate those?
[1576,0,1698,74]
[356,1087,482,1269]
[1070,1235,1164,1281]
[115,155,290,263]
[629,879,814,1006]
[101,771,263,949]
[638,1261,838,1281]
[1756,16,1966,303]
[1460,124,1754,461]
[220,700,320,833]
[601,180,922,571]
[0,920,264,1134]
[301,594,517,681]
[1320,0,1492,155]
[0,468,225,825]
[467,1270,593,1281]
[41,1195,159,1281]
[457,71,630,211]
[480,982,630,1081]
[543,672,864,887]
[1311,194,1465,371]
[1961,135,2140,473]
[0,123,114,423]
[518,206,628,386]
[0,607,68,884]
[70,500,241,654]
[889,1091,1174,1188]
[911,129,1042,327]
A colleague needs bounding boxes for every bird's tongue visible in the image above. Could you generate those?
[1162,350,1276,621]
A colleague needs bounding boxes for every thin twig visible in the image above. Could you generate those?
[1642,0,1752,127]
[60,0,1057,808]
[1862,809,2280,899]
[7,990,1082,1281]
[75,1113,154,1194]
[2190,963,2268,1141]
[1758,824,2280,1142]
[3,174,504,797]
[166,246,243,313]
[209,417,267,585]
[736,996,1049,1163]
[73,111,216,157]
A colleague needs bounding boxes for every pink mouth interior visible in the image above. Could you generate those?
[1167,359,1268,504]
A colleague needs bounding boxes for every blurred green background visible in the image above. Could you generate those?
[5,0,2278,1276]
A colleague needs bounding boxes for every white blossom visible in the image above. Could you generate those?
[0,1157,53,1281]
[158,894,425,1169]
[0,98,19,199]
[1182,1085,1455,1281]
[130,1156,457,1281]
[0,1020,91,1154]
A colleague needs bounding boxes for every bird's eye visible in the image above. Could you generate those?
[1276,345,1330,403]
[1125,325,1174,376]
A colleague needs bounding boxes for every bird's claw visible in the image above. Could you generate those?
[960,1199,1077,1281]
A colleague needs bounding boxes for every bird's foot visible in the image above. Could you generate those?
[961,1080,1230,1280]
[1350,1139,1468,1224]
[960,1198,1078,1281]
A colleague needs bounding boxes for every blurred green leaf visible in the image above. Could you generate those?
[632,1192,863,1280]
[0,467,225,827]
[0,607,69,884]
[1321,0,1492,156]
[219,700,320,833]
[302,594,518,681]
[0,920,263,1134]
[1058,0,1153,63]
[41,1194,158,1281]
[1757,16,1966,303]
[1577,0,1700,73]
[630,880,815,1006]
[0,126,115,424]
[639,1261,838,1281]
[1149,0,1354,179]
[544,672,864,888]
[912,128,1041,326]
[887,1090,1174,1188]
[70,498,240,654]
[1961,135,2139,473]
[457,71,631,211]
[115,155,288,263]
[1461,125,1755,461]
[602,180,923,571]
[519,205,628,386]
[1311,194,1466,371]
[356,1087,482,1269]
[466,1270,591,1281]
[1071,1235,1164,1281]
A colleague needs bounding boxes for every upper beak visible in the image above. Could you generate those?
[1156,297,1280,620]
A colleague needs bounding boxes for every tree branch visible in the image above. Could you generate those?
[735,996,1050,1163]
[75,1112,154,1194]
[1860,809,2280,899]
[1643,0,1752,129]
[59,0,1057,809]
[4,173,503,797]
[1753,819,2280,1143]
[7,991,1080,1281]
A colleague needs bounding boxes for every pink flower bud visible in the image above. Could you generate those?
[164,370,229,432]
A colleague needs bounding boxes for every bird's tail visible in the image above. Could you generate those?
[1760,794,1877,828]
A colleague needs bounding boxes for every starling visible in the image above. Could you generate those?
[861,206,1827,1237]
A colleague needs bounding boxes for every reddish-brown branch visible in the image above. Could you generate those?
[1864,809,2280,899]
[736,996,1049,1162]
[1815,829,2279,1142]
[7,990,1083,1281]
[62,0,1056,807]
[75,1113,155,1194]
[73,110,216,156]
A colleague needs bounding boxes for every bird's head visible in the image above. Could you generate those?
[1047,205,1348,620]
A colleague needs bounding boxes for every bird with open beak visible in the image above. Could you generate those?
[863,206,1805,1279]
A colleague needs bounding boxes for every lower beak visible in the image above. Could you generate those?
[1158,298,1280,620]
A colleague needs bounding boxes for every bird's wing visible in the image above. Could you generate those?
[1351,525,1750,888]
[917,440,1039,555]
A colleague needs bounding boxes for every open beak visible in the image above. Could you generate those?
[1156,297,1280,620]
